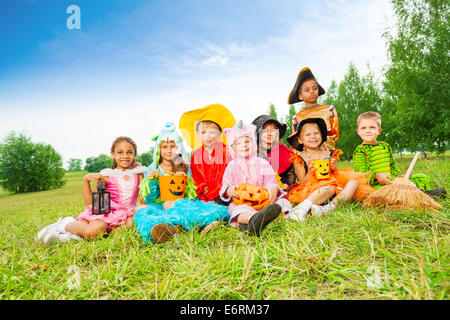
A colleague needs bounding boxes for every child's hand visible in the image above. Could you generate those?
[203,186,209,195]
[306,160,317,173]
[148,169,159,178]
[267,185,278,204]
[175,171,187,176]
[163,200,175,210]
[226,185,238,198]
[282,183,288,191]
[84,173,106,184]
[375,172,393,185]
[329,158,337,171]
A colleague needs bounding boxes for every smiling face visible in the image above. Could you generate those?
[234,136,253,158]
[260,122,279,149]
[111,140,136,170]
[159,140,179,163]
[297,123,323,150]
[356,118,381,144]
[298,79,319,106]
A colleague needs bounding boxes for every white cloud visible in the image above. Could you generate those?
[0,0,395,168]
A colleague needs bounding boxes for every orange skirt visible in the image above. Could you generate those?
[287,169,374,205]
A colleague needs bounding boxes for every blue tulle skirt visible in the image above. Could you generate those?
[134,198,230,243]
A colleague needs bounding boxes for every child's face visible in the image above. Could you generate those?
[197,123,221,149]
[356,119,381,144]
[297,123,322,150]
[111,141,135,170]
[160,140,178,162]
[298,79,319,105]
[234,136,253,158]
[260,123,279,149]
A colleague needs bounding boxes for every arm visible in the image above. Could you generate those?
[82,173,107,206]
[329,105,339,142]
[386,143,402,177]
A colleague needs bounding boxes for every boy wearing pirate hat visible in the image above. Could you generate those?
[288,67,339,150]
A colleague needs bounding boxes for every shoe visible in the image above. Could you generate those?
[56,232,83,243]
[287,199,313,222]
[422,188,447,199]
[151,223,182,244]
[35,217,64,243]
[247,204,281,236]
[54,217,76,233]
[42,228,61,245]
[311,203,336,217]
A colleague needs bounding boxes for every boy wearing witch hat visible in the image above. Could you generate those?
[179,104,236,204]
[288,67,339,150]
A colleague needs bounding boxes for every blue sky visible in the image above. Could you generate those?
[0,0,394,167]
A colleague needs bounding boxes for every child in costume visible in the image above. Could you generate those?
[252,115,296,190]
[288,67,339,150]
[286,118,373,221]
[353,111,446,197]
[36,136,146,244]
[219,121,292,236]
[179,104,235,204]
[134,122,229,244]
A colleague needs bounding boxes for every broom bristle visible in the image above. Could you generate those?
[363,177,442,211]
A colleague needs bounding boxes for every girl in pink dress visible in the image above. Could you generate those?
[36,136,146,244]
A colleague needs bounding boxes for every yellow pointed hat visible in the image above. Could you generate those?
[179,103,236,149]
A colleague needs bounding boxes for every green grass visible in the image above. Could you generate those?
[0,156,449,300]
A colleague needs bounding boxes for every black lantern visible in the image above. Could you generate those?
[92,183,110,215]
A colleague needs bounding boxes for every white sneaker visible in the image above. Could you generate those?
[35,217,64,243]
[287,210,308,221]
[311,203,336,217]
[288,200,313,222]
[56,232,83,243]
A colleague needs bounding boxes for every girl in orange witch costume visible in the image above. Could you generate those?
[286,118,374,221]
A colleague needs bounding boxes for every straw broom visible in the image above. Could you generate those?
[363,152,442,211]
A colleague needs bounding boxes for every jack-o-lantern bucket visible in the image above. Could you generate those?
[313,159,330,180]
[159,175,187,201]
[233,183,270,211]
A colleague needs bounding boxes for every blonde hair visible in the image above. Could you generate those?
[110,136,137,169]
[357,111,382,128]
[196,121,221,132]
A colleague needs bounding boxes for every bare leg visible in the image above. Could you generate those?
[65,219,109,239]
[332,180,359,205]
[307,186,336,205]
[237,211,255,225]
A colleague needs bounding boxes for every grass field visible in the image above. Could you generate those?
[0,155,448,300]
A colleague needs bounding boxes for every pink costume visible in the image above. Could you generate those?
[76,166,146,229]
[219,122,292,226]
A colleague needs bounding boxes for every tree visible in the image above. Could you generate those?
[0,132,66,193]
[268,103,278,120]
[68,158,82,172]
[280,104,297,146]
[325,63,382,159]
[383,0,450,153]
[136,148,154,167]
[84,154,113,172]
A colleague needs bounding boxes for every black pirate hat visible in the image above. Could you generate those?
[251,115,287,142]
[288,67,325,104]
[287,117,327,151]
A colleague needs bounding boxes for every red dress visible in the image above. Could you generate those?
[191,142,232,202]
[287,149,374,205]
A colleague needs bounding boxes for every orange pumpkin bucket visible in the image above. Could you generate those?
[159,175,187,201]
[233,183,270,211]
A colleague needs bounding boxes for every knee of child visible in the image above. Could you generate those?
[83,225,107,239]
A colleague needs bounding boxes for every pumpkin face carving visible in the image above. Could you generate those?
[313,159,330,180]
[159,175,187,201]
[233,183,270,210]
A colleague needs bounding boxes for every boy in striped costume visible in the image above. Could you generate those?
[353,111,446,197]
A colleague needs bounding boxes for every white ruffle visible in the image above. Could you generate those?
[100,166,147,177]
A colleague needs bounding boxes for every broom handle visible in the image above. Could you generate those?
[404,152,421,179]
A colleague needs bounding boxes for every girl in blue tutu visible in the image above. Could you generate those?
[134,122,229,243]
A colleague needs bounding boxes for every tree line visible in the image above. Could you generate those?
[0,0,447,193]
[272,0,449,159]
